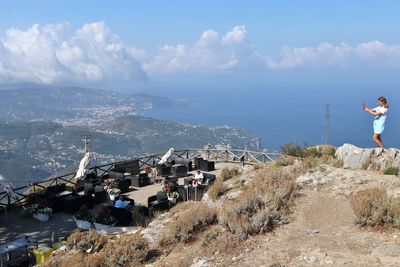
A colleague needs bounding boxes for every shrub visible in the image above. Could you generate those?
[350,188,388,227]
[202,228,221,247]
[51,233,154,267]
[383,167,399,176]
[351,188,400,229]
[203,227,241,256]
[100,233,153,266]
[280,143,309,158]
[387,198,400,227]
[275,156,296,167]
[159,203,217,246]
[253,163,264,170]
[220,176,297,239]
[219,167,239,181]
[207,179,228,201]
[66,229,108,253]
[280,143,337,159]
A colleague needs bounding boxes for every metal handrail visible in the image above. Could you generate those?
[0,148,282,208]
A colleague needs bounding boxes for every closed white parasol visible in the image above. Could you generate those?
[158,148,174,165]
[75,152,91,179]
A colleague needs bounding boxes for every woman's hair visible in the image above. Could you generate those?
[378,96,389,108]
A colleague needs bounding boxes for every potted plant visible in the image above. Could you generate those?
[164,183,179,204]
[94,207,115,231]
[104,179,121,201]
[73,205,93,230]
[167,191,179,204]
[107,188,121,201]
[32,204,53,222]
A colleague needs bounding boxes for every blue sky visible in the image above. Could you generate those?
[0,1,400,90]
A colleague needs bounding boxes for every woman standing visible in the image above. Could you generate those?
[363,96,389,148]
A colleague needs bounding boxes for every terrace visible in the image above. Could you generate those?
[0,148,278,266]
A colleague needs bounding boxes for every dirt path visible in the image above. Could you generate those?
[241,188,400,267]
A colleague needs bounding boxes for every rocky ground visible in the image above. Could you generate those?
[147,162,400,267]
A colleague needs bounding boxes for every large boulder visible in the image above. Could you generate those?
[335,143,400,171]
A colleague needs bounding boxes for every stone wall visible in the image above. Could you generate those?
[335,143,400,171]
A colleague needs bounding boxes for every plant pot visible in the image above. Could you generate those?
[108,194,116,201]
[94,222,114,231]
[168,197,177,204]
[75,219,92,230]
[33,213,49,222]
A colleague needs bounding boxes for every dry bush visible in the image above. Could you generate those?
[59,251,87,267]
[219,167,239,181]
[220,176,297,239]
[386,197,400,228]
[66,229,108,253]
[43,250,105,267]
[159,202,218,246]
[351,188,388,227]
[207,178,228,201]
[48,233,153,267]
[253,163,264,170]
[203,227,242,256]
[351,188,400,229]
[201,226,222,247]
[275,156,296,167]
[169,201,196,215]
[98,233,153,266]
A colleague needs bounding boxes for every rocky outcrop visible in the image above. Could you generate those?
[335,143,400,171]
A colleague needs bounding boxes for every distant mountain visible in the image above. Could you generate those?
[103,115,259,153]
[0,115,258,184]
[0,84,178,122]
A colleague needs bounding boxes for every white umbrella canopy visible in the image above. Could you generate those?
[158,148,174,165]
[0,174,25,208]
[75,152,92,179]
[0,174,15,196]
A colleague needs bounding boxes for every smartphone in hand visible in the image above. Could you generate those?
[362,102,366,109]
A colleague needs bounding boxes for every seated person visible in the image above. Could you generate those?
[193,170,204,186]
[114,196,132,209]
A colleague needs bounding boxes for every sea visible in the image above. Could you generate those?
[142,85,399,152]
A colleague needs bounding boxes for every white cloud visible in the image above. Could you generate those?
[0,21,146,84]
[265,41,400,69]
[1,21,400,85]
[143,25,256,74]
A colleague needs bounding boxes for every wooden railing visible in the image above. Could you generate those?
[0,148,282,208]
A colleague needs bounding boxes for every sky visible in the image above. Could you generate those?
[0,1,400,91]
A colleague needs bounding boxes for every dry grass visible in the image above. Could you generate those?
[169,201,197,215]
[275,156,296,167]
[387,198,400,228]
[202,226,242,256]
[207,178,228,201]
[99,233,153,266]
[43,250,106,267]
[219,167,239,181]
[350,188,400,228]
[206,167,239,201]
[158,202,218,246]
[47,232,153,267]
[220,174,297,239]
[351,188,387,227]
[66,229,108,253]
